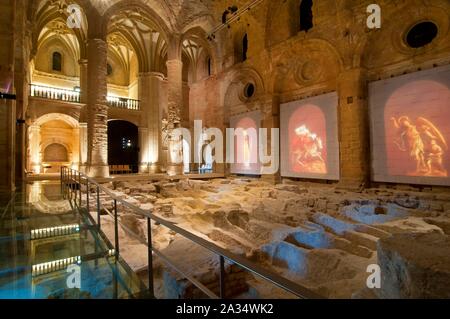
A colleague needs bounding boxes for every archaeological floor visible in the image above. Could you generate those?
[3,176,449,299]
[89,177,450,299]
[2,0,450,301]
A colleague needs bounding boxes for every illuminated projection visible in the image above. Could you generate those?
[230,111,261,175]
[280,93,340,180]
[369,65,450,186]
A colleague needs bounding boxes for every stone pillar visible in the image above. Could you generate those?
[79,59,88,104]
[138,127,149,173]
[28,125,41,173]
[260,96,281,184]
[166,58,184,176]
[337,68,369,189]
[139,72,164,173]
[0,0,16,193]
[72,127,80,169]
[79,123,88,173]
[86,38,109,177]
[0,98,15,192]
[13,0,30,185]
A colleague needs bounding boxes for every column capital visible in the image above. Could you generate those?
[138,72,165,79]
[167,33,183,60]
[166,59,183,67]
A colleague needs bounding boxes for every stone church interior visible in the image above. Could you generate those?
[1,0,450,300]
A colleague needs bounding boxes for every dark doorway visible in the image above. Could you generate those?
[107,120,139,174]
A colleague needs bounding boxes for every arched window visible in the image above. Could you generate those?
[107,63,113,76]
[52,52,62,72]
[299,0,313,32]
[242,33,248,61]
[207,57,212,76]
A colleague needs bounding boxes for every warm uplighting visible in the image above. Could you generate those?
[32,256,81,277]
[31,224,80,240]
[30,84,80,103]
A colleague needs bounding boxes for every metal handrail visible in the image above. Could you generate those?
[1,193,16,220]
[61,167,323,299]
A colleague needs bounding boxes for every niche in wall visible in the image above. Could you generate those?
[369,65,450,186]
[280,92,340,180]
[43,143,68,162]
[230,111,261,175]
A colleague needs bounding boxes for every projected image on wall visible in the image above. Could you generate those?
[370,65,450,186]
[230,111,261,175]
[281,93,339,180]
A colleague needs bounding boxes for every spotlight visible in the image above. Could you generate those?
[222,10,229,24]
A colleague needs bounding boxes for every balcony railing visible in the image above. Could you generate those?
[30,84,80,103]
[30,84,141,111]
[107,96,140,110]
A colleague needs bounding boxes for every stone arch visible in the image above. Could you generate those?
[29,113,80,174]
[33,113,79,128]
[102,0,171,40]
[223,67,266,122]
[104,1,170,74]
[31,0,88,59]
[182,26,220,81]
[35,36,79,77]
[271,38,343,96]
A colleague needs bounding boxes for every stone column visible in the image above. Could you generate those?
[79,123,88,173]
[337,68,370,189]
[72,127,80,169]
[79,59,88,104]
[139,72,164,173]
[260,96,281,184]
[138,127,149,173]
[0,0,16,192]
[28,125,41,174]
[86,38,109,177]
[166,58,184,176]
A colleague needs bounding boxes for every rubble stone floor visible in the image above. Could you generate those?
[91,178,450,299]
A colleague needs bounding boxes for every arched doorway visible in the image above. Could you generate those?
[107,120,139,174]
[28,113,80,174]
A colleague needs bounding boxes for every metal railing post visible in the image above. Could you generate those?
[147,217,154,297]
[86,179,90,213]
[97,185,101,230]
[219,256,226,299]
[114,199,120,258]
[68,169,72,202]
[78,172,82,208]
[60,168,63,196]
[64,168,67,199]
